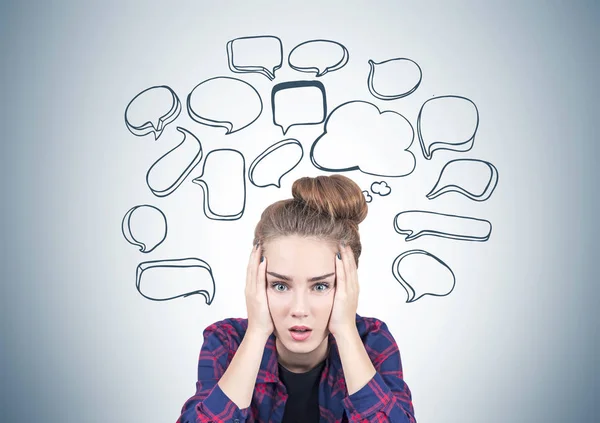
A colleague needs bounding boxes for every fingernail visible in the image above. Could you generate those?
[336,252,341,260]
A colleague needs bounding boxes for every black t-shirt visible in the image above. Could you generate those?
[278,359,326,423]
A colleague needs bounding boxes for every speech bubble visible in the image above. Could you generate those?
[226,35,283,80]
[367,58,422,100]
[136,258,216,304]
[122,205,167,253]
[310,100,415,177]
[393,210,492,242]
[427,158,499,201]
[124,85,181,140]
[272,80,327,135]
[417,95,479,159]
[146,127,203,197]
[192,149,246,220]
[248,139,303,188]
[371,181,391,196]
[288,39,349,77]
[392,250,456,302]
[187,76,263,134]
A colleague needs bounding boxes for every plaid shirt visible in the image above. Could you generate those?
[176,313,416,423]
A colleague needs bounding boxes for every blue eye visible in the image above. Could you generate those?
[270,282,331,292]
[314,283,330,292]
[272,283,287,292]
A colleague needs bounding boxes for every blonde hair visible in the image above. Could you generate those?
[253,174,368,267]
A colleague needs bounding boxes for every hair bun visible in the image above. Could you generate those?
[291,175,368,224]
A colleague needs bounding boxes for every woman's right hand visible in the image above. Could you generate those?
[245,242,274,339]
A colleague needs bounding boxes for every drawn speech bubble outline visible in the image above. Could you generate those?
[288,39,349,77]
[187,76,263,134]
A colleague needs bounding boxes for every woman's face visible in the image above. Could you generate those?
[264,235,337,360]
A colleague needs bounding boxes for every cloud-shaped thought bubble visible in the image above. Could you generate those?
[227,35,283,80]
[392,250,456,302]
[248,139,303,188]
[136,257,215,303]
[146,127,203,197]
[427,158,498,201]
[362,190,373,203]
[367,58,422,100]
[187,76,263,134]
[192,149,246,220]
[310,100,415,177]
[122,205,167,253]
[272,80,327,135]
[124,85,181,140]
[393,210,492,242]
[288,39,349,77]
[371,181,391,196]
[417,95,479,159]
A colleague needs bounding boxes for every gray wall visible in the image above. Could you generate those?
[1,1,598,422]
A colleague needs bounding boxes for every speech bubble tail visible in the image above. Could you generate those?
[315,69,327,77]
[264,69,276,80]
[404,232,417,241]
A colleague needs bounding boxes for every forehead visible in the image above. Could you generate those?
[264,235,336,280]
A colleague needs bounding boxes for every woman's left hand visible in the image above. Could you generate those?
[328,243,360,337]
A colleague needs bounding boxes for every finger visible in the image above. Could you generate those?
[254,245,267,291]
[246,242,260,292]
[257,254,267,293]
[335,247,346,293]
[340,244,356,293]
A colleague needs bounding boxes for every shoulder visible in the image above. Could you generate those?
[354,313,398,350]
[202,316,249,351]
[355,313,391,337]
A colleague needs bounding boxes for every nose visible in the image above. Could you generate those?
[291,290,308,317]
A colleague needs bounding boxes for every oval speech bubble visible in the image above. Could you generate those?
[124,85,181,140]
[392,250,456,302]
[288,39,349,77]
[427,158,499,201]
[248,139,303,188]
[187,76,263,134]
[367,58,422,100]
[121,205,167,253]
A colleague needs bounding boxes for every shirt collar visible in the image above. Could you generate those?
[255,330,345,385]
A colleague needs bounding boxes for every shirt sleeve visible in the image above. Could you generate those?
[341,321,416,423]
[176,324,251,423]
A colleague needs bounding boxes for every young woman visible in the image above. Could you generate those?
[177,175,416,423]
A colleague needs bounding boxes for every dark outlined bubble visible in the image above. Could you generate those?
[393,210,492,242]
[136,258,216,304]
[192,149,246,221]
[288,39,349,77]
[310,100,415,177]
[362,190,373,203]
[427,158,499,202]
[124,85,181,140]
[392,250,456,303]
[226,35,283,80]
[367,58,422,100]
[187,76,263,134]
[417,95,479,159]
[146,127,203,197]
[371,181,391,196]
[271,80,327,135]
[121,205,167,253]
[248,138,303,188]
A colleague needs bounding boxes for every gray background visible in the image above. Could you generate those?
[2,1,598,422]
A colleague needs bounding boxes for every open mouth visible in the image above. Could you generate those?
[289,328,312,341]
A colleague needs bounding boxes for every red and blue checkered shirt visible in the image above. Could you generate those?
[176,313,416,422]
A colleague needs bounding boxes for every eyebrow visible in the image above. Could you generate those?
[266,271,335,282]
